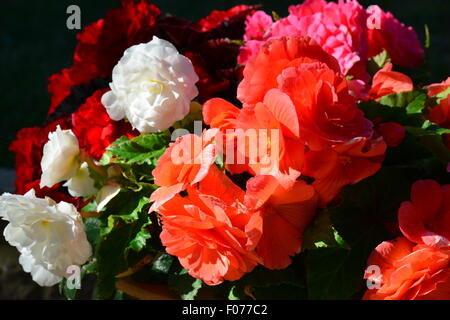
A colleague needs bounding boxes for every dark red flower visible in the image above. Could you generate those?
[48,2,257,117]
[9,118,71,195]
[23,180,85,209]
[366,5,424,68]
[71,89,138,161]
[157,5,258,103]
[198,5,259,34]
[48,0,161,115]
[377,122,406,147]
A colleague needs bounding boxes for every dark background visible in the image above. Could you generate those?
[0,0,449,299]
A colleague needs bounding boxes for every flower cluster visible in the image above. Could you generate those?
[2,0,450,300]
[364,180,450,300]
[207,36,386,206]
[5,1,257,289]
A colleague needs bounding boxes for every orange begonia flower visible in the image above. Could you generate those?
[237,36,340,107]
[368,62,414,100]
[364,237,450,300]
[398,180,450,248]
[154,167,263,285]
[150,130,218,210]
[426,77,450,129]
[204,89,305,188]
[245,175,318,269]
[302,137,386,206]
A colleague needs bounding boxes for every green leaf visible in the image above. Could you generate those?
[306,247,367,300]
[169,268,203,300]
[406,126,450,162]
[81,200,97,213]
[84,217,102,247]
[108,192,151,222]
[94,189,155,299]
[435,86,450,102]
[358,99,425,127]
[406,93,427,114]
[95,223,135,299]
[424,24,431,49]
[59,278,78,300]
[378,90,427,110]
[271,11,281,21]
[101,133,170,166]
[329,167,408,248]
[223,256,307,300]
[228,286,241,300]
[83,260,98,274]
[152,253,174,274]
[303,210,341,249]
[373,50,390,67]
[127,223,151,253]
[367,50,390,75]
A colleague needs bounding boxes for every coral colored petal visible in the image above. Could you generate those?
[198,166,245,205]
[369,62,414,100]
[149,183,185,213]
[262,89,300,139]
[203,98,240,127]
[256,210,302,270]
[410,180,443,223]
[244,175,279,210]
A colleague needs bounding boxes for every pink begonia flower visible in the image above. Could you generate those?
[238,40,265,65]
[239,12,360,75]
[271,13,360,75]
[289,0,368,58]
[239,0,368,78]
[288,0,327,17]
[366,5,424,68]
[243,10,273,41]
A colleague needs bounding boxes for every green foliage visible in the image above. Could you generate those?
[306,247,368,300]
[96,133,170,193]
[436,86,450,101]
[358,99,425,127]
[378,90,427,111]
[83,217,102,248]
[59,278,78,300]
[406,126,450,162]
[303,210,345,250]
[152,253,175,274]
[358,91,450,165]
[168,268,203,300]
[220,256,307,300]
[101,133,170,166]
[127,224,151,253]
[367,50,390,75]
[90,188,154,299]
[304,167,414,300]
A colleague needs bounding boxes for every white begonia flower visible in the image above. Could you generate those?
[101,36,199,133]
[63,162,98,197]
[0,189,92,287]
[96,183,121,212]
[40,125,81,188]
